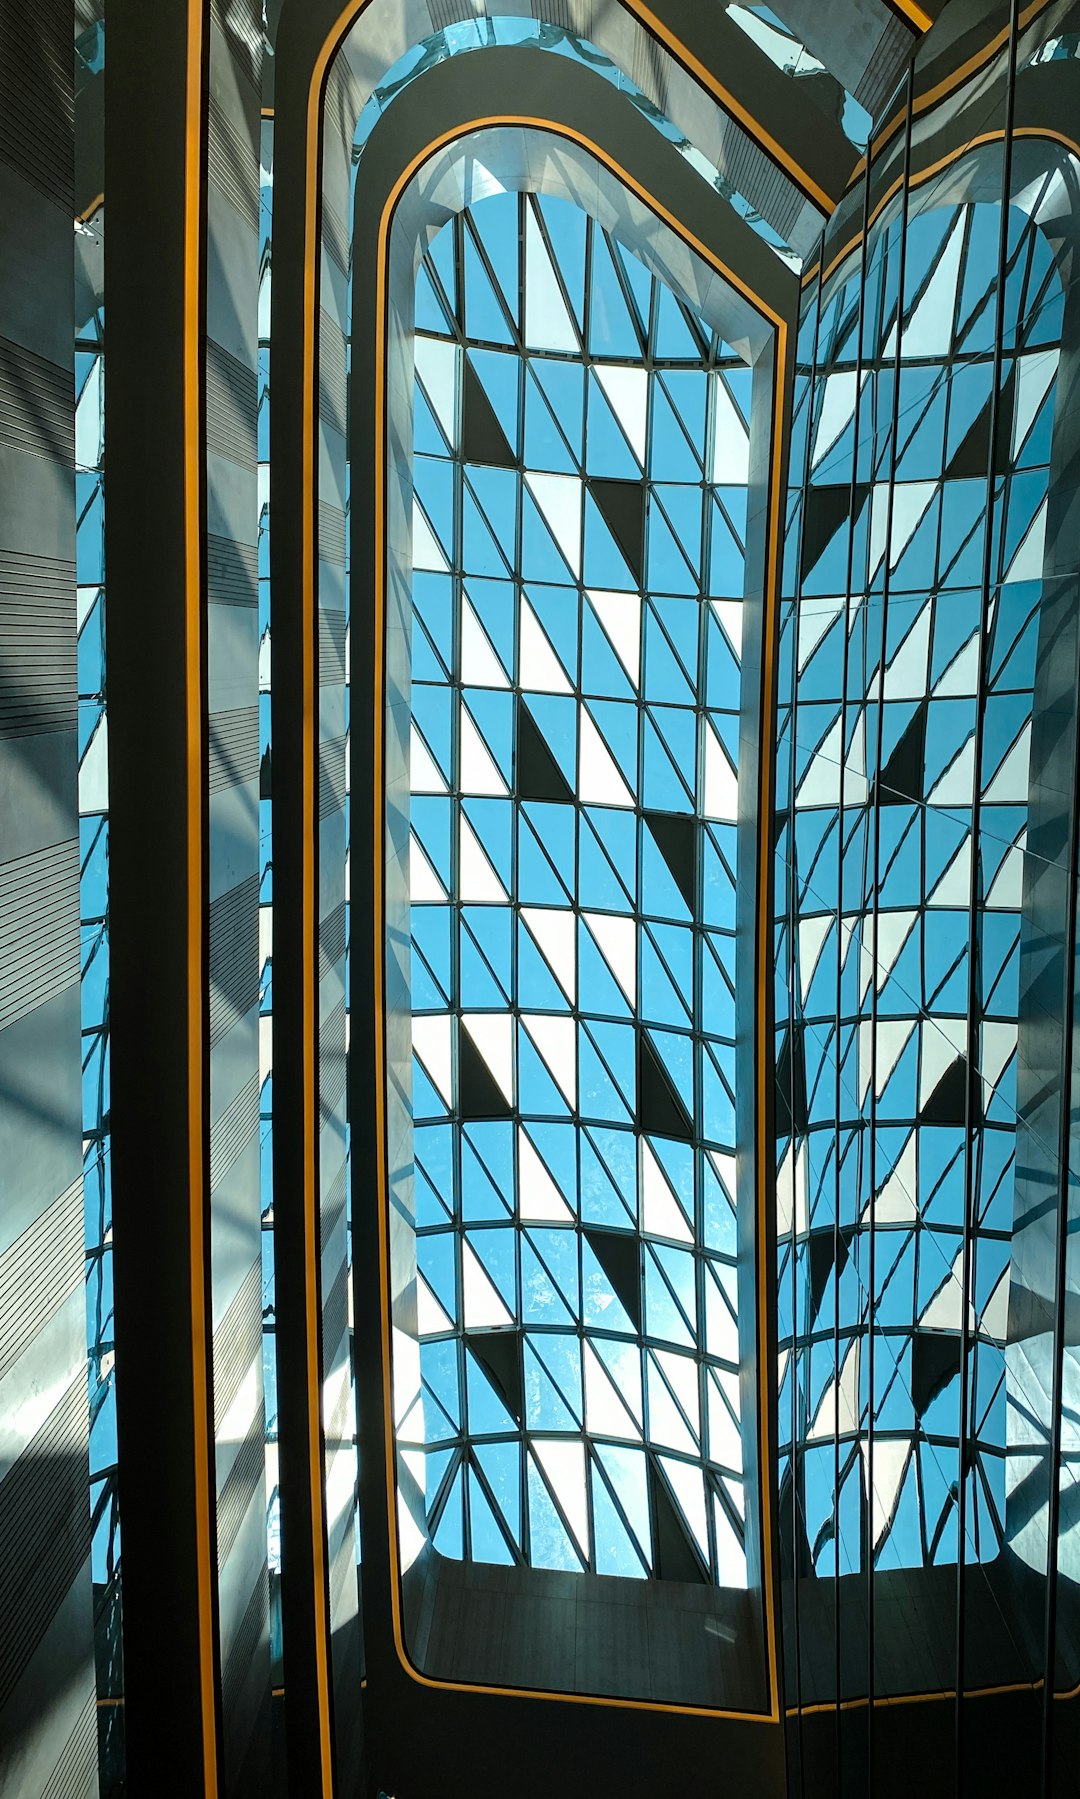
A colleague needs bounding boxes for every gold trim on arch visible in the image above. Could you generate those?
[807,125,1080,288]
[885,0,934,30]
[305,0,841,223]
[295,0,796,1753]
[364,116,787,1724]
[785,118,1080,1718]
[852,0,1056,178]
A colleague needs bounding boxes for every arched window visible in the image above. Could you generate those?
[405,189,754,1585]
[352,109,784,1709]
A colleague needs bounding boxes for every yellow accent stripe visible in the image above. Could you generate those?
[298,0,830,1747]
[184,2,218,1792]
[632,0,835,212]
[808,126,1080,291]
[860,0,1055,171]
[887,0,934,29]
[371,116,786,1723]
[792,1672,1080,1713]
[301,24,343,1799]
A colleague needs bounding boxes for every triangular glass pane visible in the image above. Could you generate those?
[527,1453,583,1571]
[464,226,514,345]
[469,1466,516,1564]
[589,230,642,357]
[537,194,587,329]
[433,1464,465,1558]
[470,192,521,329]
[654,285,704,360]
[524,203,579,353]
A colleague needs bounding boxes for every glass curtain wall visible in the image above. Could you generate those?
[257,106,281,1676]
[404,191,754,1584]
[775,5,1080,1730]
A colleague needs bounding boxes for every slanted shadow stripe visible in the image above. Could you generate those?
[0,1374,89,1713]
[0,1178,82,1383]
[0,841,79,1031]
[213,1260,262,1435]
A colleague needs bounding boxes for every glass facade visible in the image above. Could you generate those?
[75,7,124,1788]
[777,170,1063,1577]
[404,192,756,1584]
[770,38,1080,1727]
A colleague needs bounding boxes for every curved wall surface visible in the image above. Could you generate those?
[11,3,1080,1798]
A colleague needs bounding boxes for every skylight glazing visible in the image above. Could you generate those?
[725,4,873,148]
[403,191,755,1585]
[777,174,1063,1574]
[354,18,814,266]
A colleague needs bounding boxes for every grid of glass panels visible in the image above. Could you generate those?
[776,183,1062,1575]
[403,191,755,1584]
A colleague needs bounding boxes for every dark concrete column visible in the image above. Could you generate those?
[106,1,269,1791]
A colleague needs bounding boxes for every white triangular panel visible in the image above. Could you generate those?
[519,594,572,693]
[1012,348,1058,457]
[521,1012,577,1106]
[521,905,576,1000]
[413,499,449,571]
[460,595,510,687]
[918,1015,967,1110]
[928,834,970,907]
[640,1139,692,1244]
[412,1014,453,1107]
[582,909,636,1005]
[518,1126,574,1222]
[462,1239,513,1328]
[595,364,648,464]
[983,723,1030,805]
[578,707,634,806]
[410,725,447,794]
[525,471,582,576]
[588,588,641,687]
[463,1011,514,1104]
[703,722,738,821]
[902,214,964,358]
[410,834,446,902]
[524,208,579,353]
[458,813,508,902]
[459,703,508,796]
[797,596,844,672]
[873,1131,918,1224]
[712,373,750,482]
[414,334,459,449]
[861,1436,911,1550]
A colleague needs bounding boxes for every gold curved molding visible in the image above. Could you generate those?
[290,0,804,1759]
[366,111,786,1725]
[886,0,934,29]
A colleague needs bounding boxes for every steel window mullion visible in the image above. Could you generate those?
[955,7,1020,1763]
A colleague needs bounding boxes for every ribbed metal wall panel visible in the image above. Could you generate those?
[0,0,98,1793]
